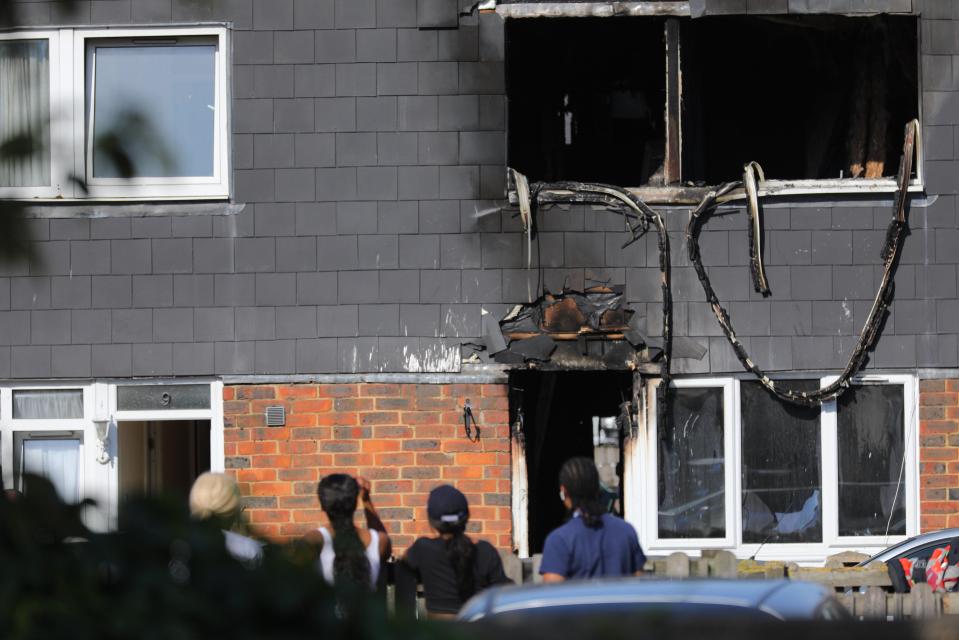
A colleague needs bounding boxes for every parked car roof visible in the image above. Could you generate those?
[458,578,849,622]
[858,528,959,566]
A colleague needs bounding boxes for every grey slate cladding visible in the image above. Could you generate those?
[0,2,950,376]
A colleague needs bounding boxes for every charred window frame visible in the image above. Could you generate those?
[505,14,921,199]
[639,374,917,561]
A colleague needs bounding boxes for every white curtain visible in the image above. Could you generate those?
[0,39,50,187]
[22,439,81,504]
[13,389,84,419]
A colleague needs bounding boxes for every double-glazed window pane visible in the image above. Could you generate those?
[0,39,50,187]
[741,381,822,543]
[91,43,216,178]
[13,389,83,419]
[838,384,906,536]
[658,387,725,539]
[21,438,81,503]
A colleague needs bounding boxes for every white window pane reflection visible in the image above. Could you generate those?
[0,39,50,187]
[13,389,84,419]
[91,44,216,178]
[22,438,81,504]
[658,387,726,539]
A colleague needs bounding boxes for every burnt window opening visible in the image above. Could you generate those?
[510,370,633,554]
[506,18,667,186]
[505,14,919,191]
[683,15,919,184]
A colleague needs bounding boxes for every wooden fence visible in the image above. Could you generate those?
[496,550,959,620]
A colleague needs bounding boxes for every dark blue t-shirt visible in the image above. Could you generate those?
[539,513,646,579]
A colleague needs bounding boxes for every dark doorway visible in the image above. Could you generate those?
[117,420,211,511]
[510,371,633,554]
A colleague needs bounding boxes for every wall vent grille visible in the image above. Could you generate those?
[265,406,286,427]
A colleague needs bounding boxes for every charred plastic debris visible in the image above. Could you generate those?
[483,285,707,371]
[482,119,919,411]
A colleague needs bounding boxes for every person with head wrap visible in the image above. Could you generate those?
[539,457,646,582]
[189,471,264,565]
[401,484,512,619]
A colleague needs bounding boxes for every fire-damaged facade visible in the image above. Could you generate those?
[0,0,956,563]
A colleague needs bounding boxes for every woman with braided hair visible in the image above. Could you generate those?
[402,485,512,619]
[306,474,391,590]
[540,457,646,582]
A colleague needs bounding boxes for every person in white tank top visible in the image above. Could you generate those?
[306,474,391,590]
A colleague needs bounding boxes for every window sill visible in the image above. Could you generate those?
[644,540,910,565]
[14,201,244,218]
[509,179,924,207]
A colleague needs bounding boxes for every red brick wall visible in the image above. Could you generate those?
[919,379,959,532]
[222,382,512,551]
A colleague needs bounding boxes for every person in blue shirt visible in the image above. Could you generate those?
[539,457,646,582]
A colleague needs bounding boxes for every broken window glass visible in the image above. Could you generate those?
[741,380,822,544]
[837,383,906,537]
[505,17,667,186]
[682,15,918,183]
[658,387,725,539]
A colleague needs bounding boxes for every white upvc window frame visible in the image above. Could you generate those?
[641,377,737,551]
[0,383,100,524]
[641,374,919,563]
[820,373,918,550]
[0,30,71,199]
[77,27,230,200]
[13,429,86,501]
[0,25,230,201]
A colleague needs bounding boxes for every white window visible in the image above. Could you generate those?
[648,378,736,549]
[16,432,84,504]
[636,374,917,562]
[0,26,229,201]
[1,385,94,511]
[0,380,224,532]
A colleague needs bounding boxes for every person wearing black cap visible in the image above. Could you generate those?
[540,457,646,582]
[401,484,512,619]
